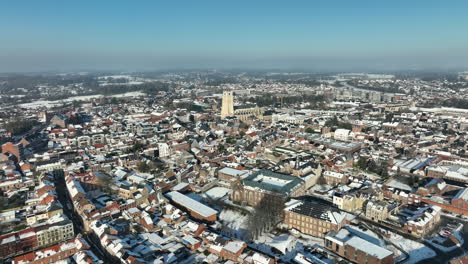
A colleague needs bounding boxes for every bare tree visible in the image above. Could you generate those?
[96,172,115,195]
[246,193,285,240]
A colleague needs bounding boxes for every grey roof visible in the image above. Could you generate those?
[326,228,393,260]
[242,169,304,195]
[166,191,217,218]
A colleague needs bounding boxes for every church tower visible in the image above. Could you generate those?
[221,91,234,119]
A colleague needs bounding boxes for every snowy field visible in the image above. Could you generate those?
[19,91,145,109]
[218,209,249,239]
[251,233,301,262]
[297,233,325,247]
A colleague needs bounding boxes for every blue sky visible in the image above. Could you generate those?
[1,1,468,72]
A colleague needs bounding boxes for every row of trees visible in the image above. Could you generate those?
[3,119,39,136]
[248,94,326,108]
[99,81,172,95]
[174,102,205,112]
[441,98,468,109]
[0,194,25,211]
[356,157,389,178]
[347,80,405,93]
[305,127,319,134]
[245,194,285,240]
[324,116,353,130]
[408,174,423,188]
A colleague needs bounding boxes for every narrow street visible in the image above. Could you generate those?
[53,170,113,262]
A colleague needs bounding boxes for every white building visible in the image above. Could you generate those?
[272,114,308,125]
[334,129,350,142]
[158,143,170,158]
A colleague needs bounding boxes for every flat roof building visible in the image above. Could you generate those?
[231,169,305,206]
[166,191,217,222]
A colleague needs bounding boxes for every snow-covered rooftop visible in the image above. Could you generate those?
[166,191,217,218]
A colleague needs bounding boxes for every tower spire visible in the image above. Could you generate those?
[221,91,234,118]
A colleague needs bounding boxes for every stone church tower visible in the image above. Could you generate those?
[221,91,234,119]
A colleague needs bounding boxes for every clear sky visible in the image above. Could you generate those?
[1,0,468,72]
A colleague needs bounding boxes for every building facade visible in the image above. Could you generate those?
[284,199,350,238]
[231,169,305,206]
[323,170,349,185]
[221,91,234,119]
[325,228,394,264]
[36,220,75,247]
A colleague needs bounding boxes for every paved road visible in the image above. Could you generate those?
[415,215,467,264]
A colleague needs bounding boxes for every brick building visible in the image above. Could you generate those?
[323,170,349,185]
[399,203,441,237]
[217,167,249,182]
[12,238,89,264]
[325,228,394,264]
[1,142,24,161]
[231,169,305,206]
[0,228,38,260]
[284,199,350,238]
[220,240,247,262]
[166,191,217,222]
[50,114,68,128]
[451,188,468,210]
[36,219,75,247]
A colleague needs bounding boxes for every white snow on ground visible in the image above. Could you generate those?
[109,91,145,97]
[388,244,403,261]
[203,187,230,200]
[358,172,381,181]
[218,209,248,239]
[259,234,296,254]
[387,232,436,264]
[310,184,333,192]
[100,81,144,86]
[251,233,302,262]
[19,91,145,109]
[222,199,255,213]
[296,233,325,247]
